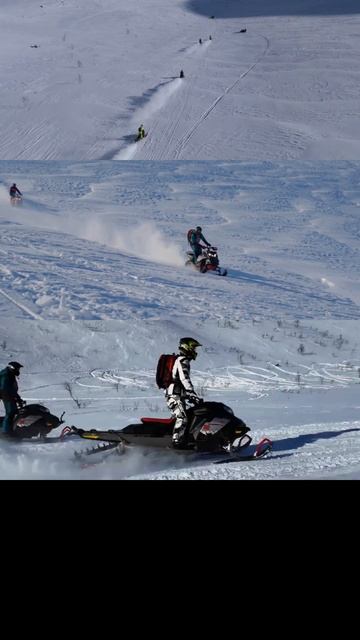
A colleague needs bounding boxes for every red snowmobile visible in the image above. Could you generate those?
[185,246,227,276]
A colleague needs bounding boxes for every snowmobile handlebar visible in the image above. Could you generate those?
[15,399,26,415]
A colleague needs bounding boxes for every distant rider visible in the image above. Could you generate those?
[189,226,211,262]
[136,125,146,141]
[165,338,202,448]
[9,183,22,198]
[0,361,24,436]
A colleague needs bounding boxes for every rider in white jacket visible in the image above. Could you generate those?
[165,337,202,447]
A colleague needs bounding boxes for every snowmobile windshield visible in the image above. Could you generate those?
[222,404,234,415]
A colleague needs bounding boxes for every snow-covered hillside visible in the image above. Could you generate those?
[1,0,360,160]
[1,0,360,480]
[0,160,359,479]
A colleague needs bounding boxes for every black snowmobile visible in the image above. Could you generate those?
[73,401,253,454]
[185,246,227,276]
[0,403,65,440]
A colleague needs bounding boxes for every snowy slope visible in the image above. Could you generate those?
[0,160,360,479]
[1,0,360,160]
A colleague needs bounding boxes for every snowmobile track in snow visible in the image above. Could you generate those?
[0,286,42,320]
[173,34,270,159]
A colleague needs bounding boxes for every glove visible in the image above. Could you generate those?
[187,393,201,405]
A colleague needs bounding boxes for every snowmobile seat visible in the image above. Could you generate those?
[141,417,175,425]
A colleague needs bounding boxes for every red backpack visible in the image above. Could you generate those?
[156,354,178,389]
[187,228,196,244]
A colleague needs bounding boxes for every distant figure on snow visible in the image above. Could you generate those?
[136,124,146,141]
[180,69,184,78]
[209,35,212,40]
[9,183,22,198]
[188,226,211,262]
[199,38,202,44]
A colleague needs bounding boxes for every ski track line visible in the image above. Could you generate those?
[67,6,130,30]
[147,94,189,161]
[115,29,269,161]
[173,34,270,159]
[150,40,216,160]
[0,286,42,320]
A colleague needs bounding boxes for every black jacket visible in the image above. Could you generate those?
[0,367,20,401]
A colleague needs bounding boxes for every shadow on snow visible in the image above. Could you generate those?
[185,0,360,18]
[227,268,358,313]
[274,427,360,454]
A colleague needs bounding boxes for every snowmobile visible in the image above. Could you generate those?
[135,132,148,142]
[10,195,22,206]
[71,400,272,463]
[185,246,227,276]
[0,402,65,439]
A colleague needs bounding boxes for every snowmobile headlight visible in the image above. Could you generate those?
[223,405,234,415]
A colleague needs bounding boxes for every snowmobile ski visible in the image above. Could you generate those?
[72,437,272,470]
[213,438,272,464]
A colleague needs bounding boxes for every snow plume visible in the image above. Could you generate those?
[79,219,184,267]
[136,78,182,122]
[115,79,182,160]
[0,183,11,205]
[115,144,138,160]
[321,277,335,288]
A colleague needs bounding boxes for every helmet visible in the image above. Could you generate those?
[8,361,23,375]
[12,183,16,187]
[196,226,202,232]
[179,337,202,360]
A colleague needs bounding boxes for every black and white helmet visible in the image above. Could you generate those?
[179,337,202,360]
